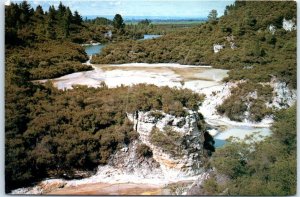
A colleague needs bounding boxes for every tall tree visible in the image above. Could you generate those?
[57,1,66,19]
[62,7,72,38]
[138,19,151,26]
[48,5,56,19]
[20,1,32,16]
[46,6,56,39]
[19,1,33,24]
[73,10,82,25]
[5,3,20,28]
[35,5,44,17]
[208,9,218,23]
[113,14,125,30]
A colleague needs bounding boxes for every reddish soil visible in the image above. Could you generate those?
[47,182,163,195]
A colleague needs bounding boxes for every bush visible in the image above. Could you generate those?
[150,127,183,157]
[5,74,202,191]
[205,105,296,195]
[149,111,164,120]
[217,82,273,122]
[136,144,153,158]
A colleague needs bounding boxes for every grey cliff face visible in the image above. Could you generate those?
[127,110,207,176]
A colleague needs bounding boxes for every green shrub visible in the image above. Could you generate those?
[217,82,273,122]
[205,105,296,195]
[150,127,183,157]
[149,111,164,120]
[136,144,153,158]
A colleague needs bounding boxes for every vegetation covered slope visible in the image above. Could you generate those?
[5,2,94,80]
[5,2,188,80]
[202,105,296,195]
[5,1,112,45]
[92,1,296,122]
[5,1,205,192]
[5,58,203,192]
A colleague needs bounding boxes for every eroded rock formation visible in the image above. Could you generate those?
[127,110,208,176]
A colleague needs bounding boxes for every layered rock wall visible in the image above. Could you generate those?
[127,110,206,176]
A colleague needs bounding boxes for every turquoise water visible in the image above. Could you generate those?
[143,34,162,40]
[214,126,271,148]
[85,44,105,56]
[214,139,227,148]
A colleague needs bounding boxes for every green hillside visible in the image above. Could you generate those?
[93,1,296,87]
[93,1,296,122]
[202,105,296,195]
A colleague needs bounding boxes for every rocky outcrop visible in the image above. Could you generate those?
[127,110,207,176]
[104,30,112,39]
[107,140,162,178]
[268,24,276,34]
[230,42,237,49]
[282,18,296,31]
[198,78,296,127]
[11,179,66,195]
[11,110,210,195]
[185,171,211,195]
[213,35,238,53]
[213,44,225,53]
[268,19,296,34]
[267,79,296,109]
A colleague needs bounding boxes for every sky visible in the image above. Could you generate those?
[10,0,235,19]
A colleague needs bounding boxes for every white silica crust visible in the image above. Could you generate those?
[21,59,296,195]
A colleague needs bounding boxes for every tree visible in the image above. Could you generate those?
[5,3,20,28]
[19,1,33,24]
[35,5,44,17]
[208,9,218,23]
[20,1,32,16]
[62,7,72,38]
[113,14,125,30]
[244,11,257,29]
[57,1,66,19]
[224,6,230,16]
[46,6,56,39]
[73,10,82,25]
[138,19,151,26]
[48,5,56,20]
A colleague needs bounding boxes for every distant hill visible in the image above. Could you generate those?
[84,15,207,21]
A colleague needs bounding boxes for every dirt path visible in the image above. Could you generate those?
[47,182,164,195]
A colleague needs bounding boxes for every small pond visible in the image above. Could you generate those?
[143,34,162,40]
[214,126,271,148]
[214,139,227,148]
[84,35,161,56]
[84,44,105,56]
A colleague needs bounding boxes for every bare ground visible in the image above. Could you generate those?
[47,182,164,195]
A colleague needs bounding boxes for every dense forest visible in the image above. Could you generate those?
[5,1,92,80]
[5,0,296,195]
